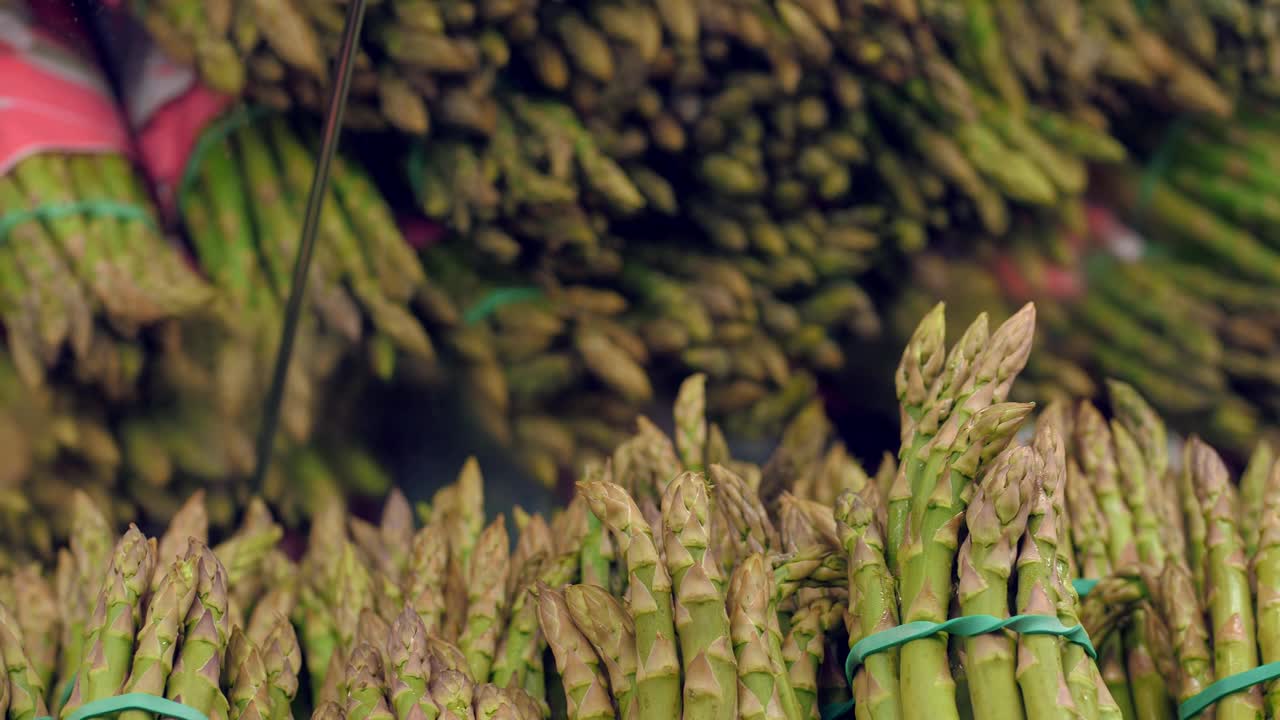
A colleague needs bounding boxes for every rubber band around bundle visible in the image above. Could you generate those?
[819,613,1097,720]
[35,692,207,720]
[176,104,271,213]
[0,200,157,242]
[463,287,544,325]
[1179,660,1280,719]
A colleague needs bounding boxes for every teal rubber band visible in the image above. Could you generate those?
[60,693,207,720]
[1073,578,1099,597]
[821,614,1097,719]
[463,287,543,325]
[1179,661,1280,719]
[177,104,271,212]
[0,200,157,242]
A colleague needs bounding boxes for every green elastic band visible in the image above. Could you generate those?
[0,200,157,242]
[463,287,543,325]
[821,613,1097,720]
[1179,661,1280,719]
[1073,578,1099,597]
[177,104,271,212]
[1136,117,1189,217]
[45,694,206,720]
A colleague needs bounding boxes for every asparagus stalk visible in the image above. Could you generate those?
[1254,454,1280,718]
[165,545,232,720]
[564,584,639,719]
[579,479,681,718]
[120,545,200,720]
[1012,453,1076,720]
[661,471,737,720]
[64,526,156,715]
[834,489,902,720]
[957,446,1034,720]
[534,583,614,720]
[0,604,49,720]
[1189,438,1264,720]
[458,516,510,682]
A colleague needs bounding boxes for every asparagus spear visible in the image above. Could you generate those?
[1242,442,1275,558]
[888,308,987,573]
[1012,453,1076,720]
[228,629,273,720]
[459,516,511,682]
[662,471,737,719]
[262,621,302,720]
[166,545,232,720]
[347,643,395,720]
[431,669,476,720]
[407,522,449,637]
[64,525,156,715]
[1190,438,1264,720]
[579,479,681,718]
[957,446,1034,720]
[727,553,792,720]
[1254,454,1280,718]
[1074,403,1136,568]
[564,584,639,720]
[120,546,200,720]
[673,374,709,471]
[9,563,58,692]
[534,583,613,720]
[834,488,902,720]
[0,603,49,720]
[1150,563,1213,710]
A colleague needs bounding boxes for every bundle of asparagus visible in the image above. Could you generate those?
[0,0,214,395]
[1068,384,1280,719]
[0,488,299,720]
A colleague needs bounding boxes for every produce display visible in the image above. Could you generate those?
[0,304,1157,719]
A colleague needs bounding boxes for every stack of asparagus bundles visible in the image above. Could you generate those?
[0,488,299,720]
[1067,384,1280,718]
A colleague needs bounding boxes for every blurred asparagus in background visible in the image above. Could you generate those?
[889,111,1280,457]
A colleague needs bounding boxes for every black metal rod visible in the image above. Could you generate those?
[251,0,369,489]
